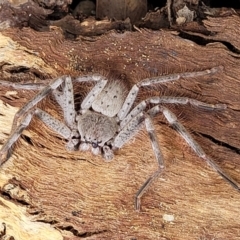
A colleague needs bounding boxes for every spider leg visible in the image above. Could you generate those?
[0,76,80,163]
[121,96,226,128]
[0,108,76,163]
[113,113,165,211]
[52,77,76,129]
[10,76,69,133]
[35,109,79,150]
[118,66,223,120]
[0,107,77,165]
[149,105,240,191]
[74,74,108,110]
[0,80,46,90]
[0,110,35,165]
[135,115,165,211]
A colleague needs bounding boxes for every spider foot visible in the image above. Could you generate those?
[102,146,114,162]
[79,142,90,151]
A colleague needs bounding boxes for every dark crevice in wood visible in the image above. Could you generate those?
[57,225,108,238]
[198,132,240,155]
[21,135,34,146]
[0,191,30,206]
[207,0,240,8]
[1,1,240,38]
[179,31,240,54]
[36,219,109,238]
[28,210,44,216]
[36,219,59,225]
[6,66,31,74]
[71,0,97,10]
[2,96,19,103]
[148,0,167,9]
[0,222,6,238]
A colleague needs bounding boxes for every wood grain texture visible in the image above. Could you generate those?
[0,16,240,240]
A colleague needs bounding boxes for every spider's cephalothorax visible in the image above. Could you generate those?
[77,110,118,158]
[0,67,239,210]
[75,79,128,161]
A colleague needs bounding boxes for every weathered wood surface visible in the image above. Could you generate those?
[0,15,240,239]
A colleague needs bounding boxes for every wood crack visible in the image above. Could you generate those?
[179,31,240,54]
[198,132,240,155]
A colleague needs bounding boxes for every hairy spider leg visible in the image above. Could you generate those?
[113,96,236,210]
[74,74,108,110]
[112,112,164,210]
[120,96,226,128]
[148,105,240,191]
[0,80,46,90]
[0,107,75,165]
[0,110,35,165]
[10,76,68,134]
[52,77,76,129]
[117,66,223,121]
[0,76,70,164]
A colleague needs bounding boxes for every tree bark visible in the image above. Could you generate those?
[0,14,240,240]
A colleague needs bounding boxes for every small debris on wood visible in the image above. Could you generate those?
[176,5,196,25]
[0,1,51,31]
[51,15,132,37]
[138,8,169,29]
[0,0,239,36]
[0,222,6,238]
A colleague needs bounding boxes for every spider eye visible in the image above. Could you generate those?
[92,142,98,148]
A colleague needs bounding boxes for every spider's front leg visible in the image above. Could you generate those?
[74,73,108,110]
[35,109,79,151]
[52,77,77,130]
[113,112,165,211]
[0,76,77,164]
[0,108,75,165]
[9,76,69,133]
[0,110,35,165]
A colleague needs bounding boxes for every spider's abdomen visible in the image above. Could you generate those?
[92,80,128,117]
[77,111,118,146]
